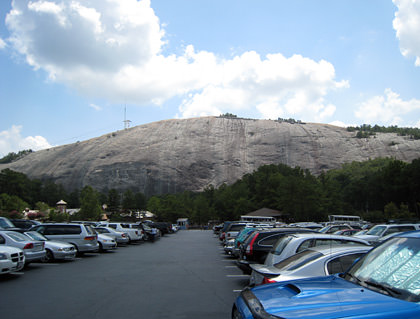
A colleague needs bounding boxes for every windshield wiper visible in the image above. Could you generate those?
[344,272,362,285]
[362,280,401,297]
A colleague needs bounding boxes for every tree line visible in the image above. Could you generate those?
[1,157,420,224]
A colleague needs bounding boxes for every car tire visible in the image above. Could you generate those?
[44,249,54,262]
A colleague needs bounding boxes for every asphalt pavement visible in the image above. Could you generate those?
[0,230,248,319]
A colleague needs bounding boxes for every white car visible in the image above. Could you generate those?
[250,244,371,286]
[99,222,143,243]
[24,231,76,262]
[94,226,130,245]
[0,245,25,274]
[97,233,117,251]
[264,232,370,267]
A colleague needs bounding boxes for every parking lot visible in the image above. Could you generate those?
[0,230,247,319]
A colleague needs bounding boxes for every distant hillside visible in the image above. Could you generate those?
[1,116,420,196]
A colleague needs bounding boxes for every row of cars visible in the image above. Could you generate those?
[215,221,420,318]
[0,217,177,276]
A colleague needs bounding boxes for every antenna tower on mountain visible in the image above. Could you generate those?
[123,106,131,130]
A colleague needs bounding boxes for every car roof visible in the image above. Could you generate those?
[305,244,371,255]
[396,230,420,238]
[287,232,369,242]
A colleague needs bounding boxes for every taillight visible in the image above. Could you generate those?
[246,233,259,256]
[122,234,127,238]
[23,243,34,249]
[262,277,277,285]
[135,231,139,235]
[84,236,96,241]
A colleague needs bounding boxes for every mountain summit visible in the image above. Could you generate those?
[2,117,420,196]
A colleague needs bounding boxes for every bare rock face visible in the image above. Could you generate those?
[2,117,420,196]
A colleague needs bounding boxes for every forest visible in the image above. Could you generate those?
[1,157,420,224]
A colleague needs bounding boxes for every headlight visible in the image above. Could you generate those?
[0,253,7,260]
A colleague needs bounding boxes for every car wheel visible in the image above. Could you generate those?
[44,249,54,262]
[98,242,104,252]
[232,306,242,319]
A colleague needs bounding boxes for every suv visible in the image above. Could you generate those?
[355,223,420,244]
[236,228,317,274]
[233,231,420,319]
[31,223,99,254]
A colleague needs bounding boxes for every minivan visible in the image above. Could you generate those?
[31,223,99,254]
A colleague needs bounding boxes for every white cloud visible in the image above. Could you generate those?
[355,89,420,126]
[5,0,347,123]
[0,125,52,157]
[89,103,102,111]
[0,38,6,49]
[393,0,420,66]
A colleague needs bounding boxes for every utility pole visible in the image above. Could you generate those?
[123,106,131,130]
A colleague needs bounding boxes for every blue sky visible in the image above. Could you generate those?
[1,0,420,157]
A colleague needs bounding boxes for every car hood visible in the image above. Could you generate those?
[251,275,420,318]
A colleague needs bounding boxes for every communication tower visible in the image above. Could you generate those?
[123,106,131,130]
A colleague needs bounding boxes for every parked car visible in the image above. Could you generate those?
[94,226,129,245]
[0,230,46,264]
[30,223,99,255]
[10,219,41,230]
[249,244,371,286]
[135,223,159,241]
[99,222,143,242]
[24,231,76,262]
[264,232,370,268]
[0,245,25,274]
[0,217,21,231]
[97,233,117,252]
[333,229,360,236]
[354,223,420,244]
[319,224,356,233]
[232,230,420,319]
[236,228,318,274]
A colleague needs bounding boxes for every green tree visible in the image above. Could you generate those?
[78,186,102,220]
[122,189,136,210]
[107,189,120,212]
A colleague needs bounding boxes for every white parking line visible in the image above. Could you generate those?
[226,274,249,278]
[233,289,243,293]
[225,265,237,268]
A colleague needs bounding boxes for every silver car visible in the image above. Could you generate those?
[24,231,76,262]
[264,233,370,267]
[0,230,46,264]
[94,227,129,245]
[97,233,117,252]
[250,244,371,286]
[31,223,99,255]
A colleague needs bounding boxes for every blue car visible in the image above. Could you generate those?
[232,231,420,318]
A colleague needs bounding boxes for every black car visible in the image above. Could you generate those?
[236,227,317,274]
[10,219,40,231]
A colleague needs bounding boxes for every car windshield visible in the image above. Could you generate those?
[274,250,323,271]
[0,218,15,229]
[346,237,420,302]
[366,225,386,236]
[24,231,48,241]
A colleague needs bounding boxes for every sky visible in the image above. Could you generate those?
[0,0,420,157]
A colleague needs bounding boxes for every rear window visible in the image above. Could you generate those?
[274,250,323,270]
[326,253,365,274]
[271,235,293,255]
